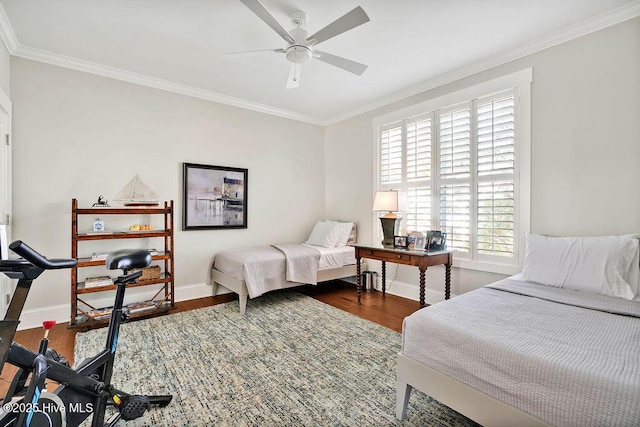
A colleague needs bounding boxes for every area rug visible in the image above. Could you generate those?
[74,292,479,426]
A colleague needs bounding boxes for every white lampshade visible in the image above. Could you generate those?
[372,191,408,212]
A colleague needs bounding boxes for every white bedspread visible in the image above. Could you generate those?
[402,277,640,427]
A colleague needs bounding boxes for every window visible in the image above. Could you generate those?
[374,70,531,274]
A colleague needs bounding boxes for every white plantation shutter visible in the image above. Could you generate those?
[439,183,470,252]
[476,93,516,258]
[380,125,403,185]
[439,108,471,179]
[438,106,471,253]
[406,118,431,182]
[477,181,514,256]
[406,186,430,232]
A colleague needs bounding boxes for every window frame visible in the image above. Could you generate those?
[372,69,532,275]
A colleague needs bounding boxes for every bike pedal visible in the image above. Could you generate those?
[118,395,150,421]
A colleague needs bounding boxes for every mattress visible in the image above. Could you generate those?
[402,276,640,427]
[213,244,355,281]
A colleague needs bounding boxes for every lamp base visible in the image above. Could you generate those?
[379,217,400,247]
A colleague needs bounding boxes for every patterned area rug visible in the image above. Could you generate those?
[74,292,479,426]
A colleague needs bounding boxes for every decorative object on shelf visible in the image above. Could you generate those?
[394,235,408,249]
[427,230,447,252]
[113,174,160,206]
[183,163,248,230]
[414,235,426,251]
[129,224,154,231]
[93,218,105,232]
[92,195,110,207]
[373,190,408,247]
[132,265,161,281]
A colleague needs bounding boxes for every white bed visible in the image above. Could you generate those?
[210,221,362,314]
[396,233,640,427]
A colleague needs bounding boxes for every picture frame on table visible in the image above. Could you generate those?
[394,235,408,249]
[427,230,447,252]
[183,163,248,230]
[414,235,426,251]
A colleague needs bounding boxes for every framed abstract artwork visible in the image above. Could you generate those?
[183,163,248,230]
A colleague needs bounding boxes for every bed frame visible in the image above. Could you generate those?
[211,262,365,315]
[396,352,550,427]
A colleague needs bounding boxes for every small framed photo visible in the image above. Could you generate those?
[414,235,426,251]
[427,231,447,252]
[394,235,408,249]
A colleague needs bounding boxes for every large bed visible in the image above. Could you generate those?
[210,221,362,314]
[397,233,640,427]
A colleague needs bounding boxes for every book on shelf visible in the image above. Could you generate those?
[126,300,158,314]
[84,276,114,288]
[91,251,110,260]
[84,230,114,236]
[86,306,113,320]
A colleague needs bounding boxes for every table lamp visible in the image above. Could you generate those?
[373,190,408,247]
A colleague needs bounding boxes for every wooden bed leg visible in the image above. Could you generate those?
[396,381,412,420]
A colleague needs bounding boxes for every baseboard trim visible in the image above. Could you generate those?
[17,283,215,331]
[375,279,455,305]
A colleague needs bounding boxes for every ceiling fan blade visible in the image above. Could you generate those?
[220,48,284,57]
[239,0,295,44]
[287,63,301,89]
[305,6,370,46]
[313,50,368,75]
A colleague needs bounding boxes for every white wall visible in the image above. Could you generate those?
[0,41,9,97]
[10,57,325,327]
[325,17,640,302]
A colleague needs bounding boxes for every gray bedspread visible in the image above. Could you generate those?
[402,277,640,427]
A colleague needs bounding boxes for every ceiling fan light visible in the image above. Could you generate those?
[285,45,312,64]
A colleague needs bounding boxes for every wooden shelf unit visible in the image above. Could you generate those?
[70,198,175,330]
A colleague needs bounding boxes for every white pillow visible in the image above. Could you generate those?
[328,221,354,247]
[521,233,638,299]
[305,221,342,248]
[626,235,639,297]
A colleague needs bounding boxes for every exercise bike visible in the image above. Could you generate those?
[0,240,172,426]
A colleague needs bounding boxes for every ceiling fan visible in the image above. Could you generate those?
[230,0,370,88]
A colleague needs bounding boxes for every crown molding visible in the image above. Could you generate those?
[323,1,640,125]
[11,45,323,125]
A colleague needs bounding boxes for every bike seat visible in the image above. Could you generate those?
[106,249,151,271]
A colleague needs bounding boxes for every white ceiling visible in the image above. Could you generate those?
[0,0,638,124]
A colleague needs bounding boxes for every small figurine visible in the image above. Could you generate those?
[92,195,110,207]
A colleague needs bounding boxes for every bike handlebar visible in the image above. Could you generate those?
[9,241,78,270]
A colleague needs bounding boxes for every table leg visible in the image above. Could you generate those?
[356,256,362,304]
[445,260,451,300]
[381,261,386,297]
[419,266,427,308]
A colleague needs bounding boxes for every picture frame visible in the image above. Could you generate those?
[406,235,416,250]
[427,230,447,252]
[414,235,426,251]
[394,235,408,249]
[183,163,248,230]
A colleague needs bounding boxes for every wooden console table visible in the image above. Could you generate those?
[353,244,453,308]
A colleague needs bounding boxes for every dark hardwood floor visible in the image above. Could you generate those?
[5,281,418,378]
